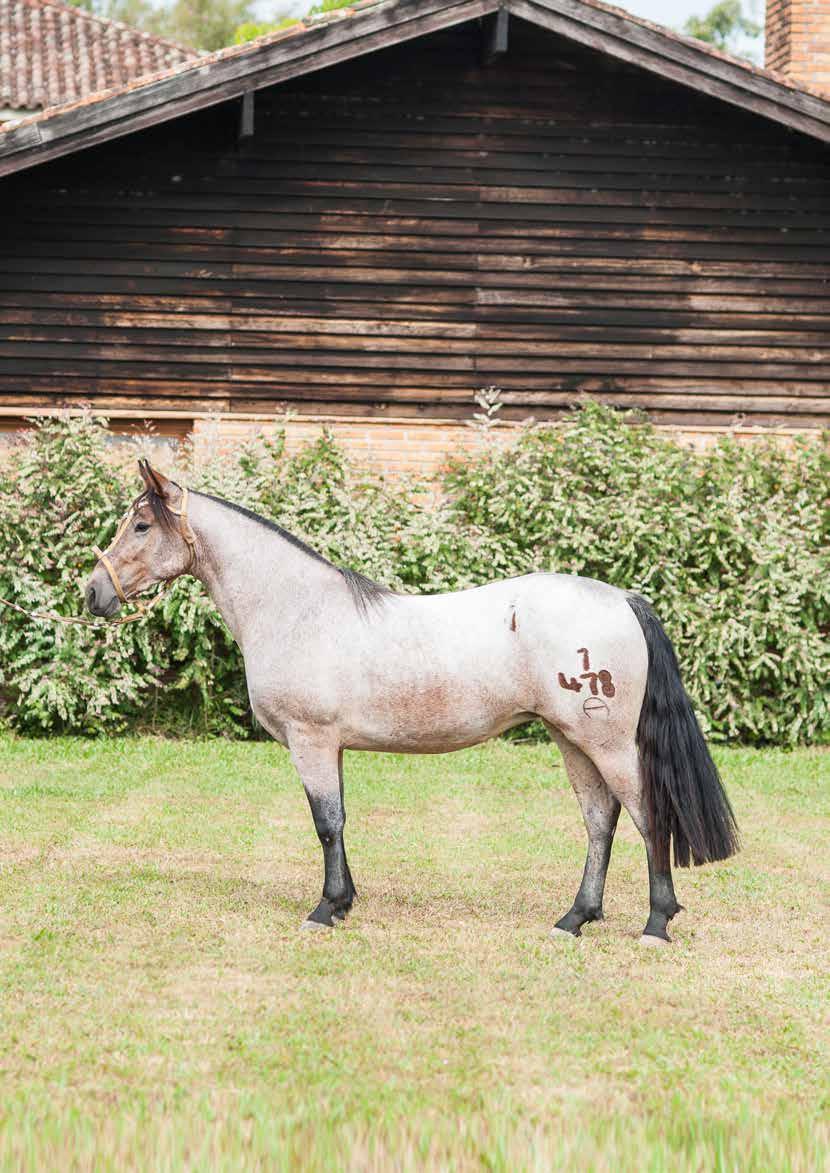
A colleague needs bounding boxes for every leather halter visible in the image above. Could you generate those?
[92,486,197,620]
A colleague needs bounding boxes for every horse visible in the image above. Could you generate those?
[85,460,738,944]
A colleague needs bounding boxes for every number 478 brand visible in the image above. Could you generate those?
[558,648,616,698]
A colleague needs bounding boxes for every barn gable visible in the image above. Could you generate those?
[1,0,829,455]
[2,0,830,172]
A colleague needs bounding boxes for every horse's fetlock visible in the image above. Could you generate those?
[653,897,678,920]
[643,905,671,937]
[323,889,353,916]
[650,873,680,920]
[572,900,603,924]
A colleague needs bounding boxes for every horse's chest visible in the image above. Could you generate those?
[244,654,337,740]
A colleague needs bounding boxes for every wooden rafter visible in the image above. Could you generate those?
[238,91,255,140]
[482,6,509,64]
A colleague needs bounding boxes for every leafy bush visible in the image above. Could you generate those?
[0,416,145,734]
[0,408,826,744]
[443,407,828,745]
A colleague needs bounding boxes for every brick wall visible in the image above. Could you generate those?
[191,415,502,480]
[190,414,805,479]
[0,411,807,475]
[766,0,830,94]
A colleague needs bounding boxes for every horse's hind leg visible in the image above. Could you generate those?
[585,741,682,945]
[546,725,621,938]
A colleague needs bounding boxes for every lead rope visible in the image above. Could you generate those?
[0,596,136,630]
[0,486,197,630]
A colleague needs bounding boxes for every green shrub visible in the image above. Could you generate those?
[0,408,826,744]
[443,407,828,745]
[0,416,145,734]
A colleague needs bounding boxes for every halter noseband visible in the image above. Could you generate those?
[93,486,198,618]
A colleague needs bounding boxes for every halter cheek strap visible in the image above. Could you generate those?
[92,510,133,605]
[167,486,198,562]
[92,485,198,621]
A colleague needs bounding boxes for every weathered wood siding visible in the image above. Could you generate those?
[1,17,829,426]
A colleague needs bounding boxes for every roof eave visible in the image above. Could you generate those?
[0,0,500,178]
[1,0,829,181]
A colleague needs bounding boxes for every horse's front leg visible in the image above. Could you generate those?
[289,731,356,930]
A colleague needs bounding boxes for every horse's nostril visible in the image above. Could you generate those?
[86,585,96,609]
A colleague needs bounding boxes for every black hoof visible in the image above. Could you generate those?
[553,919,582,937]
[554,904,603,936]
[306,898,336,927]
[641,914,672,942]
[639,931,670,947]
[303,896,354,929]
[551,926,580,941]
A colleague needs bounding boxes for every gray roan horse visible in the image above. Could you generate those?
[86,461,738,945]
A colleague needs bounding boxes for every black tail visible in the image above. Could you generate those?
[627,594,739,871]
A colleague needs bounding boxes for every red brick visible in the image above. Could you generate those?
[765,0,830,93]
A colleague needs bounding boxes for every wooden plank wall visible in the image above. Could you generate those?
[1,17,829,427]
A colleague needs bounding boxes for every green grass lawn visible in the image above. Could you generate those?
[0,736,827,1171]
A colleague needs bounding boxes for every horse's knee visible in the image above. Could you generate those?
[316,822,343,848]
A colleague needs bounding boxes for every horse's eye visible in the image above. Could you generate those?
[134,522,150,534]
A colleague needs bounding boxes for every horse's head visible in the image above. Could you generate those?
[85,460,196,618]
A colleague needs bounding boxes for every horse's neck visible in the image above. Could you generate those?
[187,494,336,645]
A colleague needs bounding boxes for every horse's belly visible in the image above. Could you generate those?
[342,707,533,754]
[337,666,531,752]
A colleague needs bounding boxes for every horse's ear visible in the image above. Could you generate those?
[137,459,173,500]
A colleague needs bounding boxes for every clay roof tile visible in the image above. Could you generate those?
[0,0,196,114]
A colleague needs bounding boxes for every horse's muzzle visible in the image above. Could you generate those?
[85,575,121,618]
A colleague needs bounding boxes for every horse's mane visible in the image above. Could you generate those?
[140,489,391,615]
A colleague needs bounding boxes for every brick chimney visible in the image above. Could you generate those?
[766,0,830,95]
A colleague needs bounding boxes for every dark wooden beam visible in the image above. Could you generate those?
[239,90,255,139]
[482,7,509,64]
